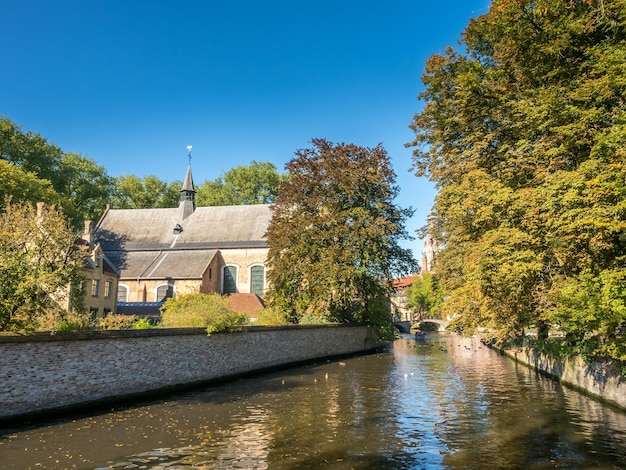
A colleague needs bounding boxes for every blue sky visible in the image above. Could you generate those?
[2,0,491,259]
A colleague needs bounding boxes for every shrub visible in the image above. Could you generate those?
[99,314,139,330]
[131,317,155,329]
[160,293,249,334]
[53,311,96,332]
[254,306,290,326]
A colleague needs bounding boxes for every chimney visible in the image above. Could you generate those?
[83,220,93,244]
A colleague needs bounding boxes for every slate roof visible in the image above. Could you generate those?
[107,249,217,280]
[96,204,272,251]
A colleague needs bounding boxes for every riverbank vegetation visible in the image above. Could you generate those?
[408,0,626,362]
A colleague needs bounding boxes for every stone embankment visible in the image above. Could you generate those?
[489,342,625,411]
[0,325,379,423]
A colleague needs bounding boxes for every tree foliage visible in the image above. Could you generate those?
[111,174,181,209]
[0,117,113,228]
[196,160,283,206]
[266,138,417,332]
[0,199,86,331]
[407,0,626,352]
[406,273,445,319]
[0,160,60,210]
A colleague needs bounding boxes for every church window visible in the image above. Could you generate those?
[156,284,174,302]
[117,285,129,302]
[223,266,238,294]
[250,265,265,296]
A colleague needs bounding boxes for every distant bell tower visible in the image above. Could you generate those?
[179,145,196,221]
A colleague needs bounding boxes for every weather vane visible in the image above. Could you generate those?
[186,145,192,165]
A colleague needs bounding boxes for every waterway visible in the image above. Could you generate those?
[1,333,626,469]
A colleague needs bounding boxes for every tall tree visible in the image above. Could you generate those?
[0,200,86,331]
[196,160,284,206]
[0,160,60,209]
[111,175,180,209]
[0,117,114,228]
[406,273,445,319]
[407,0,626,348]
[266,138,417,331]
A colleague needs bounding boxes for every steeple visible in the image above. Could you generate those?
[178,146,196,221]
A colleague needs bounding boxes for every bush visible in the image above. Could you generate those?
[131,317,155,329]
[254,306,290,326]
[99,314,139,330]
[160,293,249,334]
[53,311,96,332]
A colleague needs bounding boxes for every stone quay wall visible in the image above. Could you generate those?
[498,346,626,410]
[0,325,378,423]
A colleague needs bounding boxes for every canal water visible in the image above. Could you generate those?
[2,333,626,469]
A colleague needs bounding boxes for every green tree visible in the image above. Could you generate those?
[111,174,181,209]
[0,199,86,331]
[407,0,626,348]
[265,138,417,333]
[196,160,283,206]
[0,160,60,209]
[0,117,114,228]
[160,292,248,334]
[406,273,445,319]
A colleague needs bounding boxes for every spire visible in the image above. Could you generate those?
[178,146,196,221]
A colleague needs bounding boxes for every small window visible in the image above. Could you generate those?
[104,280,112,299]
[91,279,100,297]
[223,266,237,294]
[250,266,265,296]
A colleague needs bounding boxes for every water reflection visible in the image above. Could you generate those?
[1,334,626,469]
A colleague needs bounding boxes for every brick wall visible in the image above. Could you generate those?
[0,325,377,422]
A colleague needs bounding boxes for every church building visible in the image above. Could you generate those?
[94,164,271,316]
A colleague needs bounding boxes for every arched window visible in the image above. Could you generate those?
[117,284,129,302]
[250,265,265,296]
[223,266,238,294]
[155,284,174,302]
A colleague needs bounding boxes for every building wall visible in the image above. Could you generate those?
[219,247,269,294]
[84,270,118,316]
[118,247,269,303]
[0,325,378,422]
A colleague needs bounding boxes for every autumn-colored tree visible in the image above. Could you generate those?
[266,139,416,337]
[407,0,626,351]
[0,200,86,331]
